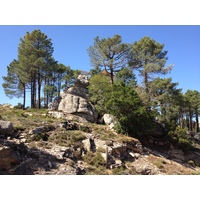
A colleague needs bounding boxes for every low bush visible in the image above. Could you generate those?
[168,126,193,151]
[83,151,106,167]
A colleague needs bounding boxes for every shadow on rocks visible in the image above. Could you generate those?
[0,139,65,175]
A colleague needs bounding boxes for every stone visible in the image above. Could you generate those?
[48,111,65,119]
[58,76,98,123]
[0,146,20,170]
[103,114,117,129]
[74,74,89,88]
[48,96,62,111]
[24,112,33,117]
[67,87,89,99]
[65,114,89,123]
[0,120,14,136]
[48,74,98,123]
[103,114,115,125]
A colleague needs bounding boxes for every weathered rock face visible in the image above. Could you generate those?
[74,74,89,88]
[0,120,14,137]
[58,74,98,123]
[48,96,62,111]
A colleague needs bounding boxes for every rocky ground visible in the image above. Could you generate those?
[1,105,200,175]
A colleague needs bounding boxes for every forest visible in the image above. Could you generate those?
[2,29,200,148]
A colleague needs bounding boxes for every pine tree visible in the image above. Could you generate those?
[2,59,26,109]
[184,90,200,132]
[18,29,54,108]
[87,34,130,84]
[129,36,173,104]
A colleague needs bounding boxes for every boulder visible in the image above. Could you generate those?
[58,75,98,123]
[103,114,117,129]
[0,120,14,137]
[48,96,62,111]
[74,74,89,88]
[103,114,114,125]
[67,87,89,99]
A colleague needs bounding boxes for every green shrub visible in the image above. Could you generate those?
[112,165,130,175]
[83,151,106,167]
[154,161,164,169]
[79,125,91,133]
[168,126,193,150]
[14,125,25,133]
[69,131,86,142]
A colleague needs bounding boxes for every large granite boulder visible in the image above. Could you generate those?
[58,75,98,123]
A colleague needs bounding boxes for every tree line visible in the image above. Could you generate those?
[2,30,81,109]
[2,30,200,136]
[87,34,200,136]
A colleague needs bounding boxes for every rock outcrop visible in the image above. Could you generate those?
[57,74,98,123]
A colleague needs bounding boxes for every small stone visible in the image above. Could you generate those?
[48,161,52,168]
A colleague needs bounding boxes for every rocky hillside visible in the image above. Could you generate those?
[1,104,200,175]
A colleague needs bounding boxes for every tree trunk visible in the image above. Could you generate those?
[195,109,199,133]
[33,78,36,108]
[31,80,34,108]
[179,109,184,128]
[110,68,114,85]
[189,108,193,131]
[37,73,41,109]
[23,84,26,110]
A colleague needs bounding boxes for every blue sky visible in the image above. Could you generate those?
[0,25,200,106]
